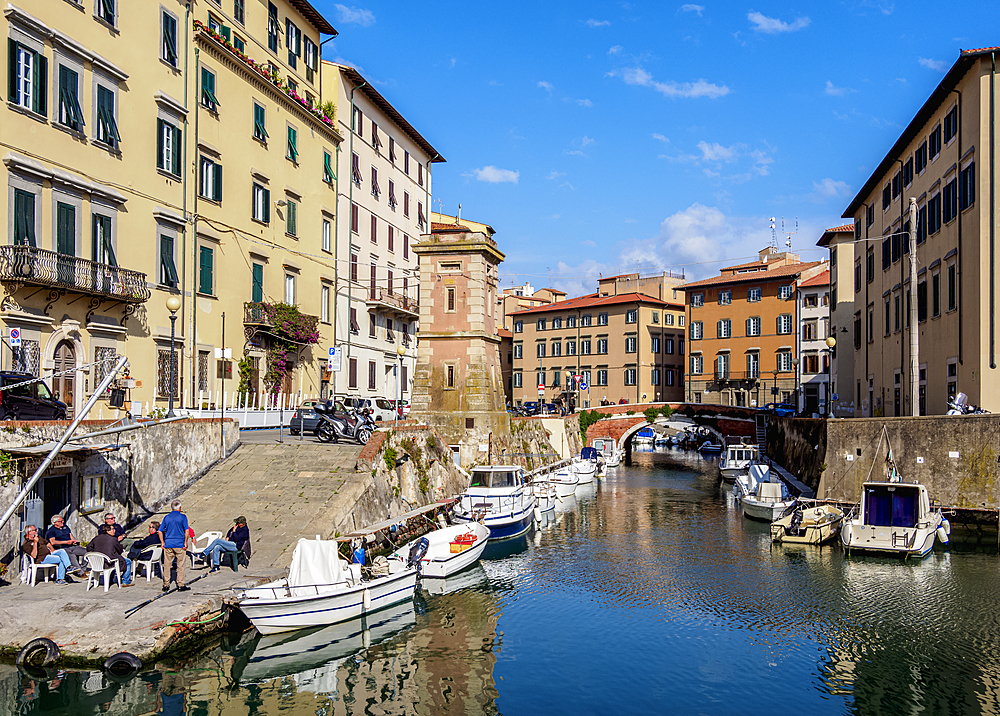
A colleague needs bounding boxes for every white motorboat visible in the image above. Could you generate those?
[633,427,656,445]
[734,464,797,522]
[236,537,418,635]
[572,459,596,484]
[591,438,621,467]
[389,523,490,579]
[528,480,558,512]
[718,443,759,482]
[605,451,621,468]
[451,465,536,539]
[771,503,845,545]
[548,469,580,498]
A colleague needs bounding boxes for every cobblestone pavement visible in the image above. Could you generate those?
[175,440,366,570]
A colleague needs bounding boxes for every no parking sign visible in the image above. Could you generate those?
[9,328,20,347]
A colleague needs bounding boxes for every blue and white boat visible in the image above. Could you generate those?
[633,427,656,445]
[451,465,536,540]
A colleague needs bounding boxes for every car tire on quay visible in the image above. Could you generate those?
[358,428,372,445]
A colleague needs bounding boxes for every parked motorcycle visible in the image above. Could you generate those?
[947,392,990,415]
[314,402,375,444]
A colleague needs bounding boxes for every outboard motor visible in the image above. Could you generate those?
[407,537,430,570]
[788,507,804,536]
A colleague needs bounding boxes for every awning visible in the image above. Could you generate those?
[338,499,455,540]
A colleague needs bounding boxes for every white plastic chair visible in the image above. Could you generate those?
[135,545,163,582]
[84,552,121,592]
[188,531,224,568]
[20,554,57,586]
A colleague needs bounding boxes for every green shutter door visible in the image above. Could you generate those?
[212,162,222,202]
[199,246,213,294]
[161,235,179,286]
[171,125,182,175]
[56,203,75,255]
[34,53,46,115]
[252,263,263,303]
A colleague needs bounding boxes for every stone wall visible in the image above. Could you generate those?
[0,418,239,562]
[765,416,827,492]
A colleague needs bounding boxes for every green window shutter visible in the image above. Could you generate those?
[15,190,37,247]
[287,127,297,161]
[100,216,116,266]
[156,119,165,169]
[34,52,46,116]
[252,263,263,303]
[8,40,17,104]
[212,162,222,202]
[201,69,219,109]
[161,235,179,285]
[263,187,270,223]
[254,104,268,139]
[56,203,75,255]
[171,125,182,176]
[221,25,231,41]
[324,152,334,183]
[199,246,214,294]
[287,201,296,235]
[163,14,177,65]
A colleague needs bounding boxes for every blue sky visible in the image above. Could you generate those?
[319,1,996,295]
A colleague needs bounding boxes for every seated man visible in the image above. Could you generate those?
[103,513,126,542]
[89,524,133,586]
[22,525,73,584]
[45,515,88,577]
[126,521,164,561]
[204,516,250,573]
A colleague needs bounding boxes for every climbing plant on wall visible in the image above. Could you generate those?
[252,303,320,394]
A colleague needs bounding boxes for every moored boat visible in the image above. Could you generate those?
[528,480,558,512]
[633,427,656,445]
[548,469,580,498]
[718,443,759,482]
[734,464,797,522]
[451,465,536,540]
[770,503,844,544]
[572,458,596,484]
[389,523,490,579]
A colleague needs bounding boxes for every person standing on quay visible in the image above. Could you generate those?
[159,500,191,592]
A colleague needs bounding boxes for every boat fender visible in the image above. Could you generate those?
[407,537,430,569]
[362,588,371,612]
[103,652,142,679]
[533,506,543,523]
[942,517,952,536]
[16,638,60,667]
[841,522,852,547]
[936,525,950,545]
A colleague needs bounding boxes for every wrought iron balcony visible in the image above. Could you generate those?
[244,301,270,326]
[365,288,418,318]
[0,245,150,302]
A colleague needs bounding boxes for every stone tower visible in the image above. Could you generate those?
[411,218,509,467]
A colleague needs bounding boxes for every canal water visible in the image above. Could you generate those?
[5,449,1000,715]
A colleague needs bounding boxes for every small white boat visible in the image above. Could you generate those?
[572,459,596,484]
[451,465,536,539]
[528,481,558,512]
[605,451,621,468]
[718,443,759,482]
[633,427,656,445]
[548,469,580,498]
[389,523,490,579]
[734,464,797,522]
[699,440,724,455]
[236,537,418,635]
[771,504,845,545]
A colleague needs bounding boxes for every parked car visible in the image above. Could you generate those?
[520,401,540,416]
[763,403,796,417]
[290,400,348,434]
[0,372,67,421]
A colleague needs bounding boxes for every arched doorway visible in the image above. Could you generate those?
[53,340,76,418]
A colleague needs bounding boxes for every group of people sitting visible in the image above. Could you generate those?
[21,500,250,589]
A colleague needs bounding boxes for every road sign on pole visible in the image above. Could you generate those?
[328,346,342,372]
[9,328,20,347]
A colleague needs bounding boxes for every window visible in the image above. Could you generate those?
[286,125,298,162]
[867,305,874,343]
[777,314,793,334]
[943,179,958,223]
[12,188,37,247]
[157,119,182,176]
[959,162,975,211]
[691,293,704,307]
[157,348,180,398]
[882,183,891,211]
[201,68,218,111]
[536,343,546,358]
[252,183,270,223]
[514,321,523,333]
[947,263,957,311]
[882,236,891,270]
[597,338,608,354]
[285,20,301,68]
[802,320,817,341]
[513,343,523,359]
[804,294,818,308]
[251,262,263,303]
[404,151,410,174]
[388,180,396,209]
[624,368,637,385]
[665,368,675,386]
[349,307,358,334]
[691,321,703,340]
[894,294,901,333]
[92,212,115,265]
[915,142,927,174]
[513,372,523,388]
[368,361,377,390]
[717,319,731,338]
[158,234,179,286]
[582,314,592,327]
[552,371,561,388]
[233,0,245,24]
[665,338,674,354]
[892,171,901,199]
[368,313,376,338]
[567,316,576,328]
[746,316,761,336]
[777,351,793,372]
[854,261,862,293]
[715,354,729,379]
[746,352,759,378]
[884,299,891,336]
[199,245,214,294]
[664,313,674,326]
[446,287,456,312]
[803,354,820,374]
[389,137,396,163]
[96,85,120,148]
[581,339,591,354]
[747,287,761,302]
[690,355,703,374]
[57,65,84,130]
[916,205,927,244]
[928,193,942,234]
[322,151,335,185]
[253,103,268,141]
[233,35,245,52]
[418,163,424,187]
[679,316,685,327]
[350,202,359,233]
[719,291,731,305]
[403,234,409,259]
[625,336,637,352]
[403,192,410,217]
[537,318,546,330]
[596,369,608,386]
[552,341,561,356]
[321,218,331,252]
[418,202,425,230]
[199,157,222,202]
[651,337,660,353]
[598,313,608,326]
[625,309,637,323]
[943,105,958,143]
[284,273,296,305]
[566,340,576,355]
[285,199,296,236]
[371,166,380,199]
[779,284,793,300]
[929,125,941,159]
[552,317,562,329]
[55,202,76,259]
[866,203,875,227]
[902,157,913,187]
[162,11,178,66]
[917,279,927,322]
[348,357,357,387]
[866,248,875,283]
[304,36,317,82]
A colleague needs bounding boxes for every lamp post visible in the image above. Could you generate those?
[165,294,181,417]
[791,357,799,414]
[396,344,406,425]
[825,335,837,418]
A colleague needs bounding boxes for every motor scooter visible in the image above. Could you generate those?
[314,403,375,444]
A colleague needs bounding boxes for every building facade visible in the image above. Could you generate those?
[510,292,686,408]
[796,270,832,416]
[816,224,856,417]
[1,0,342,415]
[841,47,1000,416]
[682,248,827,407]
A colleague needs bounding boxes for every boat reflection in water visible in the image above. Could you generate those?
[421,563,490,596]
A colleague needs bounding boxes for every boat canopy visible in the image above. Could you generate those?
[581,447,600,461]
[863,484,921,528]
[288,537,342,589]
[470,468,522,488]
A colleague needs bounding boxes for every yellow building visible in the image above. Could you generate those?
[1,0,341,416]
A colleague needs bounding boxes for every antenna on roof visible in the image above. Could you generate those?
[782,217,799,251]
[457,203,462,224]
[769,217,778,252]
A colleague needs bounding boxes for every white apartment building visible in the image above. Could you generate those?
[324,62,444,403]
[797,270,832,416]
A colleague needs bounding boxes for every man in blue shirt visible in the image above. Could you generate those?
[158,500,191,592]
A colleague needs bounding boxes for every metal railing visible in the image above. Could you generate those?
[0,245,150,302]
[366,288,418,314]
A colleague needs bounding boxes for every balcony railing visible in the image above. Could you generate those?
[365,288,418,317]
[244,301,270,326]
[0,245,150,302]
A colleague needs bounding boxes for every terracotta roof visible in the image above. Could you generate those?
[497,328,513,338]
[723,259,768,271]
[681,261,823,290]
[431,222,470,233]
[827,223,854,233]
[510,292,681,316]
[798,270,830,288]
[288,0,337,34]
[817,223,855,247]
[537,288,566,295]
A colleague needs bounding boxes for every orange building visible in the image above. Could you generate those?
[682,248,827,407]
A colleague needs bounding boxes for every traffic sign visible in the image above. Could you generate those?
[832,393,839,401]
[579,381,588,391]
[328,346,342,372]
[329,347,337,356]
[9,328,20,347]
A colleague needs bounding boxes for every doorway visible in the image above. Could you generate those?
[22,474,70,533]
[53,340,76,417]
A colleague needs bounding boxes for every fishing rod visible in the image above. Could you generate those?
[123,571,212,619]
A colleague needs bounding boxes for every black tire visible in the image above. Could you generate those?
[103,651,142,678]
[317,423,335,443]
[357,428,372,445]
[16,638,60,667]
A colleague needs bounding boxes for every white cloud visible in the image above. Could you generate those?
[824,80,854,96]
[609,67,729,99]
[697,141,736,162]
[576,98,594,107]
[625,218,638,223]
[538,80,554,92]
[581,136,595,147]
[680,4,705,15]
[747,11,810,33]
[918,57,948,72]
[585,19,611,27]
[334,4,375,27]
[472,166,519,184]
[582,239,597,247]
[565,150,588,157]
[547,170,566,180]
[608,45,623,54]
[450,58,457,68]
[809,178,852,202]
[652,133,670,143]
[749,149,773,176]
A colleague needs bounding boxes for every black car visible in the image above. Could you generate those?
[0,372,67,421]
[290,400,349,434]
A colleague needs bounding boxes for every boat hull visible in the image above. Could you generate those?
[237,568,418,635]
[719,466,747,482]
[840,517,942,558]
[453,508,534,540]
[573,462,596,484]
[741,498,796,522]
[391,524,491,579]
[771,505,844,544]
[549,473,579,498]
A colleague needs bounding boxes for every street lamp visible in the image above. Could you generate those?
[396,344,406,424]
[165,294,181,417]
[825,335,837,418]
